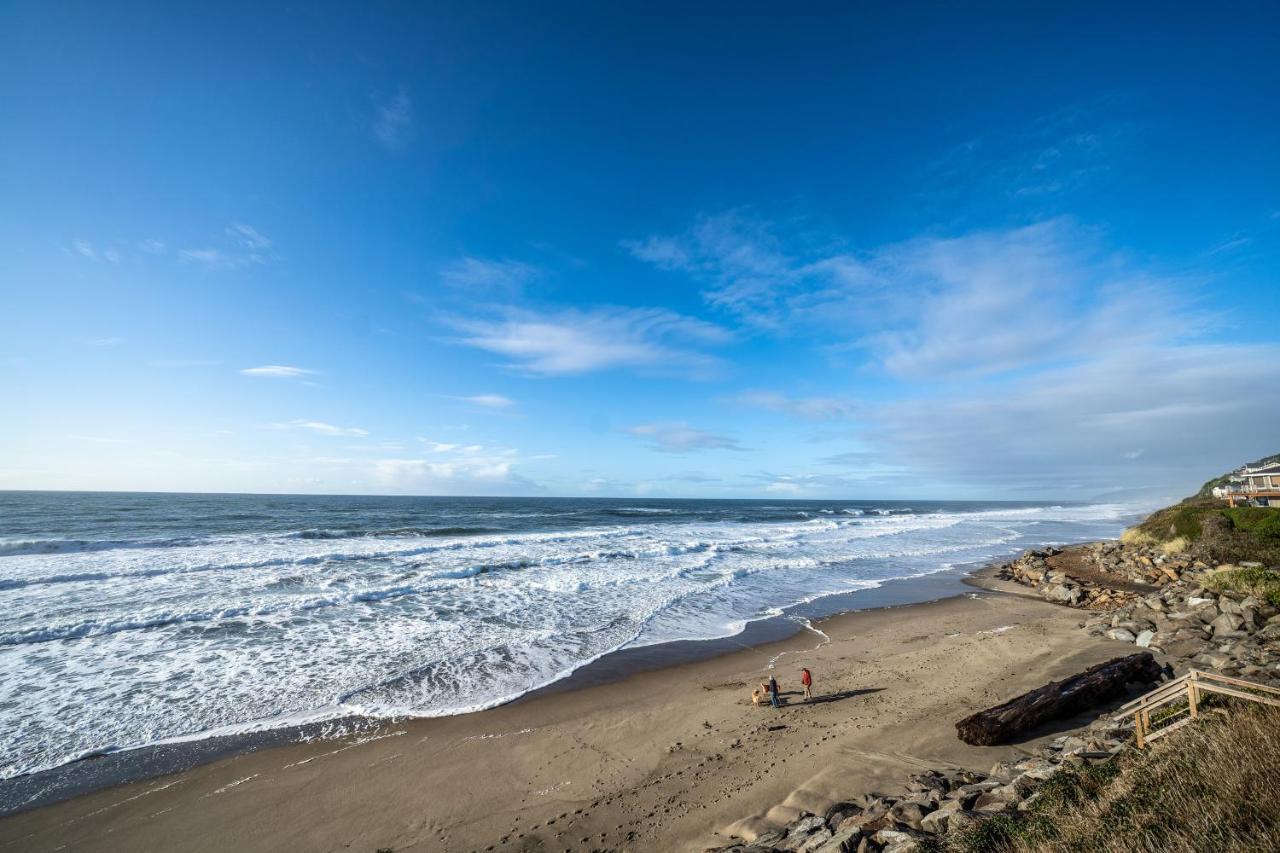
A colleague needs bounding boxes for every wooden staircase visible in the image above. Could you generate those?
[1116,669,1280,748]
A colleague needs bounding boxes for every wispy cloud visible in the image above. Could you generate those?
[179,248,231,267]
[858,343,1280,498]
[240,365,317,379]
[729,390,860,420]
[449,306,731,377]
[227,224,272,250]
[372,442,537,494]
[623,211,800,328]
[663,471,722,483]
[72,239,97,260]
[86,336,123,347]
[626,422,746,453]
[457,394,517,410]
[181,224,275,269]
[440,257,537,294]
[271,419,368,437]
[631,213,1201,381]
[373,88,413,150]
[138,239,167,254]
[151,358,222,368]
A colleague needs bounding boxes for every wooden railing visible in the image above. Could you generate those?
[1115,669,1280,748]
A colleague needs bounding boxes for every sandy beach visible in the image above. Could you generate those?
[0,570,1148,853]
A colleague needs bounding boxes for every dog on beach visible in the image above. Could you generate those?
[751,689,763,707]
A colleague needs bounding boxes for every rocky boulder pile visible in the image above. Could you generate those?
[708,715,1132,853]
[996,547,1129,610]
[1081,568,1280,686]
[998,540,1280,687]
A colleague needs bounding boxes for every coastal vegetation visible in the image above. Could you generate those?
[938,702,1280,852]
[1204,564,1280,608]
[1125,497,1280,565]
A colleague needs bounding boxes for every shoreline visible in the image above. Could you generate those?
[0,559,990,818]
[0,544,1153,853]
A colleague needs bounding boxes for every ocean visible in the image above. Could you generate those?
[0,491,1135,781]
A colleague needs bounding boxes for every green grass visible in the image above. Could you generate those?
[1204,565,1280,608]
[1127,502,1280,566]
[1222,506,1280,540]
[938,704,1280,853]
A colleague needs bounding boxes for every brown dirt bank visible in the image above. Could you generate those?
[0,580,1146,853]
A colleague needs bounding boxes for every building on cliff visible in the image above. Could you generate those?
[1213,462,1280,506]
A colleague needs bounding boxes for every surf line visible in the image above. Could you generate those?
[766,616,831,670]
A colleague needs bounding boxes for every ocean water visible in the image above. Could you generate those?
[0,491,1134,779]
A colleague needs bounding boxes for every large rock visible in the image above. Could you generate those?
[918,804,959,835]
[972,787,1018,814]
[887,801,930,830]
[810,827,862,853]
[792,828,834,852]
[1105,627,1137,642]
[823,802,862,829]
[1218,598,1244,616]
[945,811,982,835]
[1043,583,1081,605]
[1211,613,1245,635]
[873,829,922,853]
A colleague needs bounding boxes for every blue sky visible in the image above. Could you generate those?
[2,1,1278,500]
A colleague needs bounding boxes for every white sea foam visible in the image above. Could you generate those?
[0,500,1137,780]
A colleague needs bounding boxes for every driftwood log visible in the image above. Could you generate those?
[956,653,1163,745]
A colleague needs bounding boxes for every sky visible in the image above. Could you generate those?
[2,1,1278,502]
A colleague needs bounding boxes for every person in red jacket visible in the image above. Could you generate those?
[800,667,813,701]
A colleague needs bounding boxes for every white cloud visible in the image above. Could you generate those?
[631,214,1202,381]
[139,239,167,254]
[626,422,745,453]
[72,239,97,260]
[374,88,413,150]
[372,442,536,494]
[271,419,368,437]
[459,394,516,410]
[86,337,123,347]
[240,365,317,379]
[844,220,1197,380]
[181,225,274,268]
[729,390,860,420]
[624,211,804,328]
[179,248,231,267]
[863,344,1280,498]
[227,223,273,250]
[450,307,731,377]
[103,248,122,263]
[441,257,537,293]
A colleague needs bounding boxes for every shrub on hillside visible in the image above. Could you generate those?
[938,704,1280,852]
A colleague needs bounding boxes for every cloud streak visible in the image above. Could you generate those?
[626,423,746,453]
[240,365,317,379]
[729,390,861,420]
[373,88,413,150]
[458,394,516,410]
[449,307,731,377]
[272,420,368,437]
[441,257,537,294]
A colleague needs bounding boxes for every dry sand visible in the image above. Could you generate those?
[0,574,1142,853]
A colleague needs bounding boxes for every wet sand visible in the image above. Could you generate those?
[0,569,1144,853]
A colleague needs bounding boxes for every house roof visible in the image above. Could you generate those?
[1243,463,1280,476]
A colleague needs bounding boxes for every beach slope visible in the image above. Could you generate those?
[0,577,1145,853]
